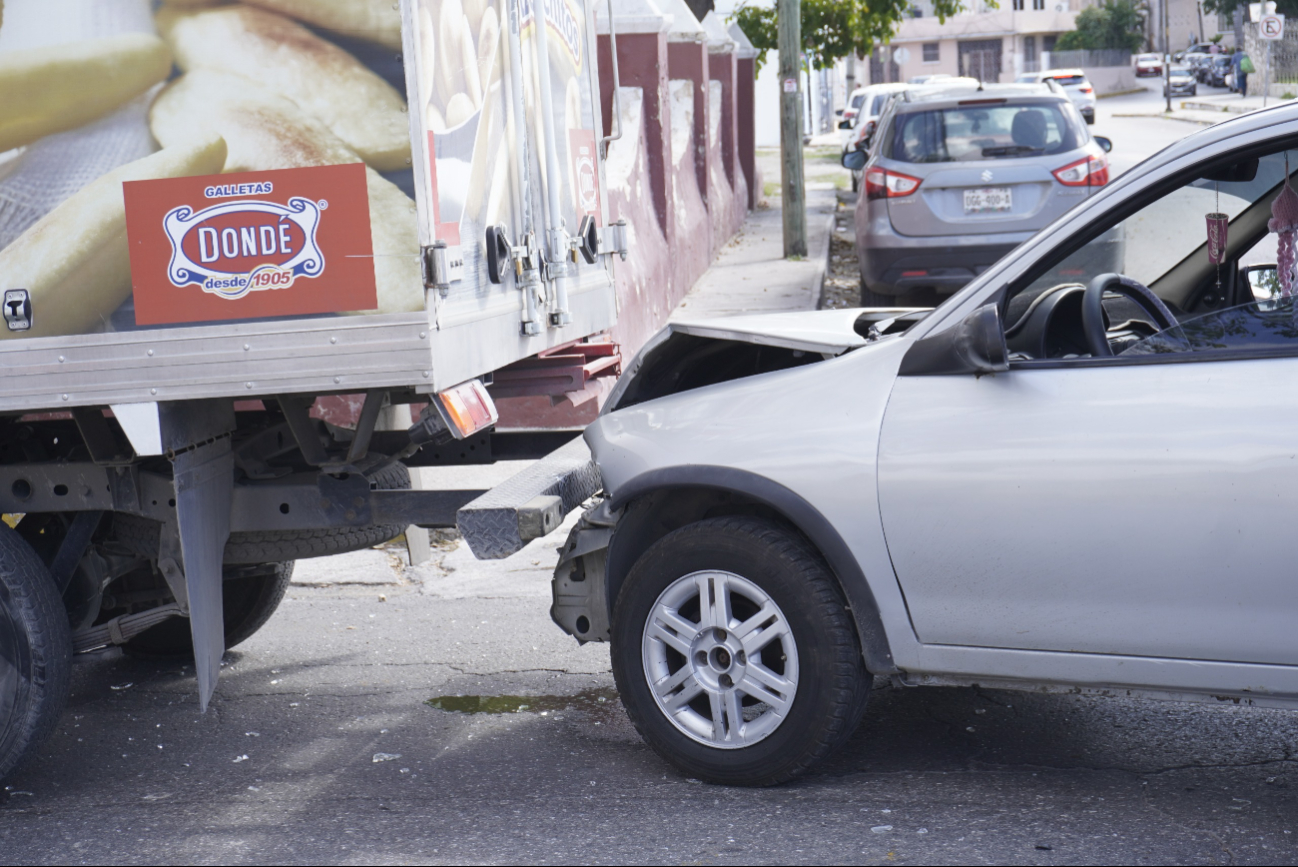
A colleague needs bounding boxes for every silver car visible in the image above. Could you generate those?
[545,102,1298,786]
[846,83,1111,306]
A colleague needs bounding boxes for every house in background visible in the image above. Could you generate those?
[862,0,1083,84]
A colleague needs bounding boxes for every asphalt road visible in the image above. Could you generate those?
[1091,76,1229,176]
[6,96,1298,866]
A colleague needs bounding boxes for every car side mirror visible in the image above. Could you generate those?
[835,108,844,116]
[1094,135,1113,153]
[838,119,852,129]
[841,149,867,171]
[898,302,1010,376]
[1243,264,1280,300]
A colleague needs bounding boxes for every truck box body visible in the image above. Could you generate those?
[0,0,617,409]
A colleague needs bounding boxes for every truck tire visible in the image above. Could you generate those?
[610,517,869,786]
[110,462,411,564]
[0,524,71,782]
[122,562,294,659]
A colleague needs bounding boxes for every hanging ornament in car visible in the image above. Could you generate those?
[1206,211,1229,266]
[1268,174,1298,298]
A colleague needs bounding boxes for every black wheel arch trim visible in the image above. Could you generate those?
[606,466,898,674]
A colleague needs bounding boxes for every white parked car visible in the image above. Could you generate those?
[1016,68,1097,123]
[543,103,1298,785]
[839,82,910,188]
[1135,52,1163,76]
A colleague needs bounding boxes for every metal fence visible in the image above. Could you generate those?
[1243,22,1298,92]
[1042,49,1132,69]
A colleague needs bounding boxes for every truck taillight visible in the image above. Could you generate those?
[432,380,498,439]
[1053,154,1109,187]
[865,167,922,200]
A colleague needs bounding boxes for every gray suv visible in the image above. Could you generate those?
[843,83,1111,305]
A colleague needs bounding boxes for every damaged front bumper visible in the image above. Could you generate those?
[550,498,620,643]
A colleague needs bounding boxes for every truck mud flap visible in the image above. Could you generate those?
[457,437,601,560]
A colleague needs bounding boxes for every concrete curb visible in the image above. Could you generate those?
[1097,87,1148,99]
[809,203,836,311]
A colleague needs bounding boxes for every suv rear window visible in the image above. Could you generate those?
[1049,74,1086,86]
[886,102,1084,163]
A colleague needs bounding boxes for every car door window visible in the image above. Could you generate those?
[1006,148,1298,361]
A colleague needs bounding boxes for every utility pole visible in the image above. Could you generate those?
[1164,0,1172,112]
[777,0,807,258]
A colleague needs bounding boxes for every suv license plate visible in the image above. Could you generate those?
[964,187,1012,213]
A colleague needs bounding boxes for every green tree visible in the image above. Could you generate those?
[732,0,966,73]
[1054,0,1145,51]
[1203,0,1298,20]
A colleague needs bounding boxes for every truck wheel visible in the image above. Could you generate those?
[610,517,868,786]
[0,525,71,782]
[110,462,411,563]
[122,562,294,659]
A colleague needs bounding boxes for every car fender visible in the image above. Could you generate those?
[605,464,898,674]
[586,336,922,674]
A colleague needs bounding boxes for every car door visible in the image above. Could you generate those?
[875,148,1298,667]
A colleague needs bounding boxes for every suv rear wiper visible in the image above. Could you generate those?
[982,145,1043,157]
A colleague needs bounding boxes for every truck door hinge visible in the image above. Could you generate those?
[422,241,464,297]
[598,220,629,261]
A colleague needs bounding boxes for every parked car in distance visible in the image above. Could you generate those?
[840,83,911,189]
[838,86,870,141]
[909,73,954,84]
[1015,68,1097,123]
[844,82,1112,305]
[1206,54,1234,87]
[1135,52,1163,76]
[1165,65,1197,96]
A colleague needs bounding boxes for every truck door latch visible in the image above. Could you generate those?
[4,289,32,332]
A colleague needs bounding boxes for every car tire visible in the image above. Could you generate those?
[0,525,71,783]
[120,562,295,659]
[610,517,869,787]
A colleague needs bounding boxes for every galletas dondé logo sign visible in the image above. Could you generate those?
[125,163,376,325]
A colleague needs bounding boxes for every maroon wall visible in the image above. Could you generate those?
[598,32,671,236]
[736,55,758,211]
[667,41,710,205]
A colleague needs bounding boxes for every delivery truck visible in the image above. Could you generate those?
[0,0,622,781]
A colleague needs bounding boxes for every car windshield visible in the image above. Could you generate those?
[1171,67,1191,75]
[887,102,1082,162]
[1138,53,1159,61]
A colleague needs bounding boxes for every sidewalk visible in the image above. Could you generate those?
[1114,90,1296,125]
[671,146,839,320]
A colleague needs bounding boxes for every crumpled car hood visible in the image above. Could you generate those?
[603,307,932,413]
[669,307,919,355]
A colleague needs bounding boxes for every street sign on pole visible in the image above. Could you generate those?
[1261,13,1283,107]
[892,46,911,65]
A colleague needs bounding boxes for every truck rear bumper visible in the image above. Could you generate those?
[456,436,602,560]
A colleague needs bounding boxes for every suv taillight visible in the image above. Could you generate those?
[865,167,922,200]
[1079,85,1094,93]
[1053,153,1109,187]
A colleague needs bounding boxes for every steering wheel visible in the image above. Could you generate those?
[1081,273,1179,357]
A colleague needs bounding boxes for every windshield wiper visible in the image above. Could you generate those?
[982,145,1042,157]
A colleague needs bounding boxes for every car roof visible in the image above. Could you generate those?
[900,82,1063,107]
